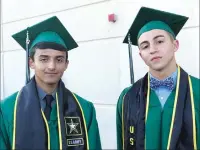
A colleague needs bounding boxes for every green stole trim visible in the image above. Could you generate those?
[122,66,197,149]
[12,78,89,149]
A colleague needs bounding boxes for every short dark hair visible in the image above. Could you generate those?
[30,42,68,61]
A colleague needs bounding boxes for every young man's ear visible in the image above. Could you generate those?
[139,51,142,59]
[29,57,35,69]
[173,40,179,52]
[65,60,69,71]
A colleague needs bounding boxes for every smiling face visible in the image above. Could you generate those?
[138,29,179,73]
[29,48,68,86]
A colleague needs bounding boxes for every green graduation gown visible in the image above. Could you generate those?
[116,75,200,149]
[0,91,102,150]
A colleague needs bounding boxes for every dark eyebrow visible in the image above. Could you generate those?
[56,56,65,59]
[39,55,65,59]
[153,35,164,40]
[39,55,49,58]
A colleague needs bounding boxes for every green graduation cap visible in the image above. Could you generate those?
[123,6,189,46]
[12,16,78,51]
[12,16,78,84]
[123,6,188,84]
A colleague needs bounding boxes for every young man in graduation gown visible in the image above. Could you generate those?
[116,7,200,150]
[0,16,102,150]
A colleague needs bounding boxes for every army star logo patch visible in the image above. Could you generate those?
[65,117,82,136]
[67,119,78,133]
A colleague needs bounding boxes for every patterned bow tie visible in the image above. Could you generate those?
[150,76,174,91]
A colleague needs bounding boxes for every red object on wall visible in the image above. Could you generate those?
[108,14,116,22]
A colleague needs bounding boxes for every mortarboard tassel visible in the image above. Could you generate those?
[26,29,30,84]
[128,34,134,84]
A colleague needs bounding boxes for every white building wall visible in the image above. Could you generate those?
[1,0,199,149]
